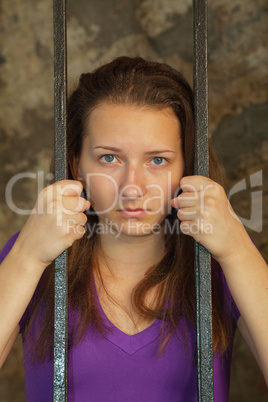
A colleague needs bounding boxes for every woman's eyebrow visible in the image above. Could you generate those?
[144,150,175,155]
[93,146,175,154]
[93,146,121,152]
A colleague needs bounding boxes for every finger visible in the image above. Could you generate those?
[180,221,196,236]
[47,198,90,216]
[65,212,88,227]
[56,180,83,196]
[62,195,90,213]
[67,223,86,240]
[177,207,197,221]
[38,180,84,207]
[171,192,198,209]
[74,225,86,239]
[65,213,88,234]
[180,220,211,238]
[180,175,213,193]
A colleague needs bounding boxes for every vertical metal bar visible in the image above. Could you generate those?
[193,0,214,401]
[53,0,68,400]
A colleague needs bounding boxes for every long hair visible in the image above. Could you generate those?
[22,57,235,363]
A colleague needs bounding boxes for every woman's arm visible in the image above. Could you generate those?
[0,180,89,366]
[171,175,268,385]
[217,235,268,385]
[0,325,20,369]
[0,240,48,366]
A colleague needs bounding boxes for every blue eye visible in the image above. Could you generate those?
[150,157,166,165]
[100,154,118,163]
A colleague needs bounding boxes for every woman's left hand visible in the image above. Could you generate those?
[171,175,248,262]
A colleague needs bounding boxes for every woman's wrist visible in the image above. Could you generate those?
[6,238,49,277]
[215,230,265,275]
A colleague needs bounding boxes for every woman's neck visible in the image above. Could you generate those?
[97,230,165,283]
[94,230,165,332]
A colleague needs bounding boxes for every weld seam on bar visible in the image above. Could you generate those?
[193,1,214,401]
[53,0,68,401]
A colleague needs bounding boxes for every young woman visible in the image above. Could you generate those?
[0,57,267,401]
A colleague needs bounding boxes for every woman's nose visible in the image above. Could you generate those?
[120,166,146,199]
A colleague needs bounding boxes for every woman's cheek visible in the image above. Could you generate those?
[86,176,118,213]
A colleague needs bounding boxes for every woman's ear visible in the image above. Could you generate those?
[69,154,83,180]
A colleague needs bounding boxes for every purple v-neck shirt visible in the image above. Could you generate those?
[1,233,240,401]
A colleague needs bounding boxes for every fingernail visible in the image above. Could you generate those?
[171,198,179,208]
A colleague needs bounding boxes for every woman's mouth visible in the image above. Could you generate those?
[118,208,148,218]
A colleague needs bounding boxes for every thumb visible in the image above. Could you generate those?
[56,180,83,197]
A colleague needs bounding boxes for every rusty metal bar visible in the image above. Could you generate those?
[53,0,68,400]
[193,0,214,400]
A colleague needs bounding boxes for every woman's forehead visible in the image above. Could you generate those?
[84,102,182,148]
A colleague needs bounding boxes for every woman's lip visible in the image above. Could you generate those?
[118,209,148,217]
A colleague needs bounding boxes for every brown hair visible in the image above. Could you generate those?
[23,56,235,363]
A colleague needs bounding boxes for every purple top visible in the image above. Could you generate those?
[1,233,240,402]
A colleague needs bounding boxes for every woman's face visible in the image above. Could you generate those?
[74,102,184,238]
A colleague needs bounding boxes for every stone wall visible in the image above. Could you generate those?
[0,0,267,400]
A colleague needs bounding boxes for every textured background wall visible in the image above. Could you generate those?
[0,0,267,400]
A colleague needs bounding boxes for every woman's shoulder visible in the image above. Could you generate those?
[0,232,20,264]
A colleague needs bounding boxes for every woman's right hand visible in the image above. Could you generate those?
[14,180,90,271]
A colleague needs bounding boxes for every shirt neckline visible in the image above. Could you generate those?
[94,282,162,355]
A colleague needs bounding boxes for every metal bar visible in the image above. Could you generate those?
[193,1,214,401]
[53,0,68,400]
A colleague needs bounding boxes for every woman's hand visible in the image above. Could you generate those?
[14,180,90,271]
[171,175,249,262]
[172,176,268,384]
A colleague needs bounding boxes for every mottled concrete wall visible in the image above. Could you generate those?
[0,0,267,400]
